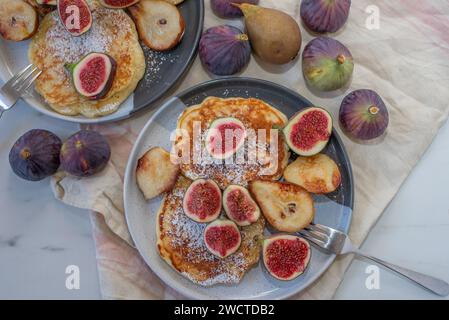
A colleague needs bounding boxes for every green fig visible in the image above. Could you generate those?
[235,3,302,65]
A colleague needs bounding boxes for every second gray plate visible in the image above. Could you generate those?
[124,77,354,299]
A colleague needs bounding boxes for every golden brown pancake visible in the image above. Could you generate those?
[28,0,145,117]
[157,176,265,286]
[175,97,290,189]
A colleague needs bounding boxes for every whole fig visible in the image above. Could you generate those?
[301,0,351,34]
[210,0,259,18]
[302,37,354,92]
[199,25,251,76]
[60,130,111,177]
[339,89,389,140]
[9,129,62,181]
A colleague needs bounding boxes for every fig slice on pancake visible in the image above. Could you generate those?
[283,107,332,156]
[65,52,117,100]
[223,185,260,226]
[204,219,242,258]
[205,117,247,160]
[57,0,92,36]
[182,179,222,223]
[263,235,311,281]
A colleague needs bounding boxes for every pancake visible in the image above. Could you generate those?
[157,176,265,286]
[175,97,290,189]
[28,0,145,117]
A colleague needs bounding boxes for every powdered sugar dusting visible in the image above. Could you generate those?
[45,8,131,63]
[141,46,180,86]
[160,180,254,286]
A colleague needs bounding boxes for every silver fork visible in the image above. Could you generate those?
[300,223,449,296]
[0,64,42,118]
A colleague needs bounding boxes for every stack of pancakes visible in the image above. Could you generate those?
[157,97,291,286]
[28,1,145,117]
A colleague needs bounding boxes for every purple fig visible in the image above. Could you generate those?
[57,0,92,36]
[65,52,117,100]
[199,25,251,76]
[60,130,111,177]
[210,0,259,18]
[339,89,389,140]
[302,37,354,92]
[301,0,351,34]
[9,129,62,181]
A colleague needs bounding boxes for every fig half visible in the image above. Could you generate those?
[205,117,246,160]
[182,179,222,223]
[300,0,351,34]
[57,0,92,36]
[263,235,311,281]
[302,37,354,92]
[99,0,140,9]
[283,107,333,156]
[223,185,260,226]
[66,52,117,100]
[339,89,389,140]
[204,219,241,258]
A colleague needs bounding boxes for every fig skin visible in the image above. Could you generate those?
[9,129,62,181]
[60,130,111,177]
[99,0,140,9]
[210,0,259,19]
[339,89,389,140]
[302,36,354,92]
[199,26,251,76]
[300,0,351,34]
[236,3,302,65]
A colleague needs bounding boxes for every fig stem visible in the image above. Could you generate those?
[236,34,249,41]
[337,54,346,64]
[20,148,31,160]
[369,105,380,115]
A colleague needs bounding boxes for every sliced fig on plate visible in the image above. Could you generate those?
[99,0,140,9]
[204,219,242,258]
[205,117,246,160]
[183,179,222,223]
[0,0,38,42]
[263,235,311,281]
[223,185,260,226]
[129,0,185,51]
[57,0,92,36]
[65,52,117,100]
[283,107,332,156]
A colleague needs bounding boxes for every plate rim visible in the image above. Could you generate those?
[124,77,354,300]
[0,0,205,124]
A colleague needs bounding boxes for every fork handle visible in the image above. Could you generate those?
[354,250,449,296]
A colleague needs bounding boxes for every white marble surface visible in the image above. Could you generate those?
[0,97,448,299]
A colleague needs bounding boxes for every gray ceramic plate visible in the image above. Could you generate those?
[124,78,354,299]
[0,1,204,124]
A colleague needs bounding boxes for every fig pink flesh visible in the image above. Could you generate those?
[290,110,330,151]
[186,182,221,220]
[265,238,309,279]
[79,57,107,94]
[209,123,244,155]
[226,189,256,223]
[59,0,91,34]
[205,225,240,257]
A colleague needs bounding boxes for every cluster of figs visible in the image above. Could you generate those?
[9,129,111,181]
[201,0,389,141]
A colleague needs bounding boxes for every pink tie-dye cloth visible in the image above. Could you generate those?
[51,0,449,299]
